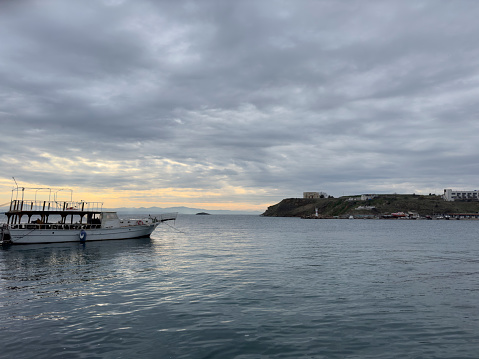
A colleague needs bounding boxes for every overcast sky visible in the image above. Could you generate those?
[1,0,479,211]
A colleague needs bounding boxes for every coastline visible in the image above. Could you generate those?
[262,194,479,219]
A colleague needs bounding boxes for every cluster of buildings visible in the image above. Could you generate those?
[303,189,479,202]
[302,192,378,201]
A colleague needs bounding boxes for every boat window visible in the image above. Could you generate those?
[103,213,119,220]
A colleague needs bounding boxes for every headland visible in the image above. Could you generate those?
[262,194,479,219]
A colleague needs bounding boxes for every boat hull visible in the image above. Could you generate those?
[8,224,159,244]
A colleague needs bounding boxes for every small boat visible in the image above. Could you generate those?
[1,186,177,245]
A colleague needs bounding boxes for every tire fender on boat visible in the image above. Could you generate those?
[79,230,87,241]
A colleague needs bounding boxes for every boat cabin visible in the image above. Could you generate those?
[101,212,120,229]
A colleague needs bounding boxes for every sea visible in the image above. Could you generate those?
[1,215,479,358]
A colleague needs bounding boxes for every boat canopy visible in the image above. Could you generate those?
[6,186,104,225]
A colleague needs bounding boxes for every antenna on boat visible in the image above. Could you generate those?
[11,177,24,202]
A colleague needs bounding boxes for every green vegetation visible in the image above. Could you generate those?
[262,194,479,218]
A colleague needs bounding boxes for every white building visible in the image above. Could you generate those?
[443,189,479,201]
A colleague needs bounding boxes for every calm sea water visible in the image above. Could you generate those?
[1,215,479,358]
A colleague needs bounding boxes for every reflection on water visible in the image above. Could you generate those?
[1,215,479,358]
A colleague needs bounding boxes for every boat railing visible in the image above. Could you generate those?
[8,200,103,212]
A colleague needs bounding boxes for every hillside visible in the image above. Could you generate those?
[262,194,479,218]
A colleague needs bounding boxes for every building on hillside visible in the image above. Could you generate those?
[355,206,376,210]
[303,192,328,199]
[443,189,479,201]
[347,194,378,201]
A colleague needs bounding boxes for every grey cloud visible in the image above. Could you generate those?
[1,0,479,207]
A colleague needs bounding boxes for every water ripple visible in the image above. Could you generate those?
[1,216,479,357]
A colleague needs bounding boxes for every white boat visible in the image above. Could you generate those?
[1,186,177,244]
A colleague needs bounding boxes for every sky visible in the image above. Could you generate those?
[1,0,479,212]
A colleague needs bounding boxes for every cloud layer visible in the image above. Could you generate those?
[1,0,479,209]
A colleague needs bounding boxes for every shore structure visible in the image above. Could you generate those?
[303,192,328,199]
[1,186,177,244]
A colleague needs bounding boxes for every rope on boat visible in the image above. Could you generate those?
[11,227,38,241]
[164,221,187,235]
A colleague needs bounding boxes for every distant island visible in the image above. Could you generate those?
[196,212,210,215]
[262,194,479,219]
